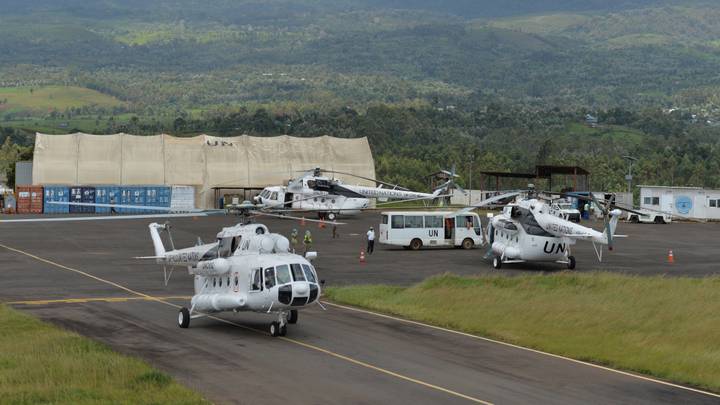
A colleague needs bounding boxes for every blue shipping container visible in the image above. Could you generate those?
[43,186,70,214]
[120,186,146,214]
[69,187,96,213]
[144,186,171,213]
[94,186,121,214]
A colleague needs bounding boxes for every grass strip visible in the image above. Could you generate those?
[0,304,207,404]
[325,272,720,392]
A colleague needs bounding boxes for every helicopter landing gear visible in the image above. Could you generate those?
[178,307,190,328]
[288,310,298,324]
[270,313,289,337]
[492,256,502,269]
[567,255,576,270]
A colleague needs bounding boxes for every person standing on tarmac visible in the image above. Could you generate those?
[366,226,375,255]
[290,229,299,253]
[332,220,339,239]
[303,230,313,255]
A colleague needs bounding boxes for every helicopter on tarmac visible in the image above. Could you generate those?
[471,189,641,270]
[0,200,336,337]
[254,167,464,220]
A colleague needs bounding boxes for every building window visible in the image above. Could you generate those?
[711,199,717,208]
[644,197,659,206]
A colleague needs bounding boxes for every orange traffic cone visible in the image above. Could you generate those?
[359,250,366,264]
[668,250,674,263]
[318,220,325,229]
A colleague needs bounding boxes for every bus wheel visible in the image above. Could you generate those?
[409,238,423,251]
[492,256,502,269]
[462,238,474,250]
[327,212,336,221]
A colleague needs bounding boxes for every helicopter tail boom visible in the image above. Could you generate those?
[149,223,167,259]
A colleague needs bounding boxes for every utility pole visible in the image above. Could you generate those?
[623,155,638,204]
[468,153,475,205]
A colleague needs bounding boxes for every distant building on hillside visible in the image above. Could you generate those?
[585,114,598,127]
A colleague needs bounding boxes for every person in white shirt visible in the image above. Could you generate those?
[366,226,375,255]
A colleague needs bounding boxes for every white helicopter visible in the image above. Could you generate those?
[473,190,639,270]
[254,167,462,220]
[1,200,335,337]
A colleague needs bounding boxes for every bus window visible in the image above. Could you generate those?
[405,215,423,228]
[424,216,442,228]
[381,215,389,225]
[456,215,474,228]
[391,215,404,229]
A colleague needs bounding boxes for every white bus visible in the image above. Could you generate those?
[379,211,484,250]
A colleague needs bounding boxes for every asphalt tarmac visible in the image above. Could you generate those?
[1,212,719,404]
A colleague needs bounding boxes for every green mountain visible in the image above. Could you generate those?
[2,1,720,111]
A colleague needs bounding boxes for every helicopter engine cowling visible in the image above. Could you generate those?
[192,293,247,312]
[492,242,521,260]
[192,258,231,276]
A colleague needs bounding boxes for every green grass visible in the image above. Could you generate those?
[325,273,720,393]
[0,305,207,404]
[0,86,124,114]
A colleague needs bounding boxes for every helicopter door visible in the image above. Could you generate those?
[444,217,454,240]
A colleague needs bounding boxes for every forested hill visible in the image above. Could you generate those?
[2,1,720,110]
[3,1,720,193]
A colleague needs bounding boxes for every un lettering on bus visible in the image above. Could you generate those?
[428,229,439,237]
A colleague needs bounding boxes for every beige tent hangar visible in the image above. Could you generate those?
[33,133,376,209]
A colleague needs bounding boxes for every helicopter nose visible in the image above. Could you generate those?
[294,282,309,295]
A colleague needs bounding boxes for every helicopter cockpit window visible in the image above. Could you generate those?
[275,264,292,285]
[201,245,219,261]
[516,207,553,237]
[218,237,233,258]
[302,264,317,283]
[504,222,518,231]
[271,192,278,200]
[290,264,306,282]
[264,267,276,289]
[255,227,265,235]
[231,236,241,253]
[251,268,263,291]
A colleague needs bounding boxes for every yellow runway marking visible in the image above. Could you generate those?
[0,243,493,405]
[8,296,191,305]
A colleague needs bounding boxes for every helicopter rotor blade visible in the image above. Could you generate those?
[248,210,346,225]
[298,168,411,191]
